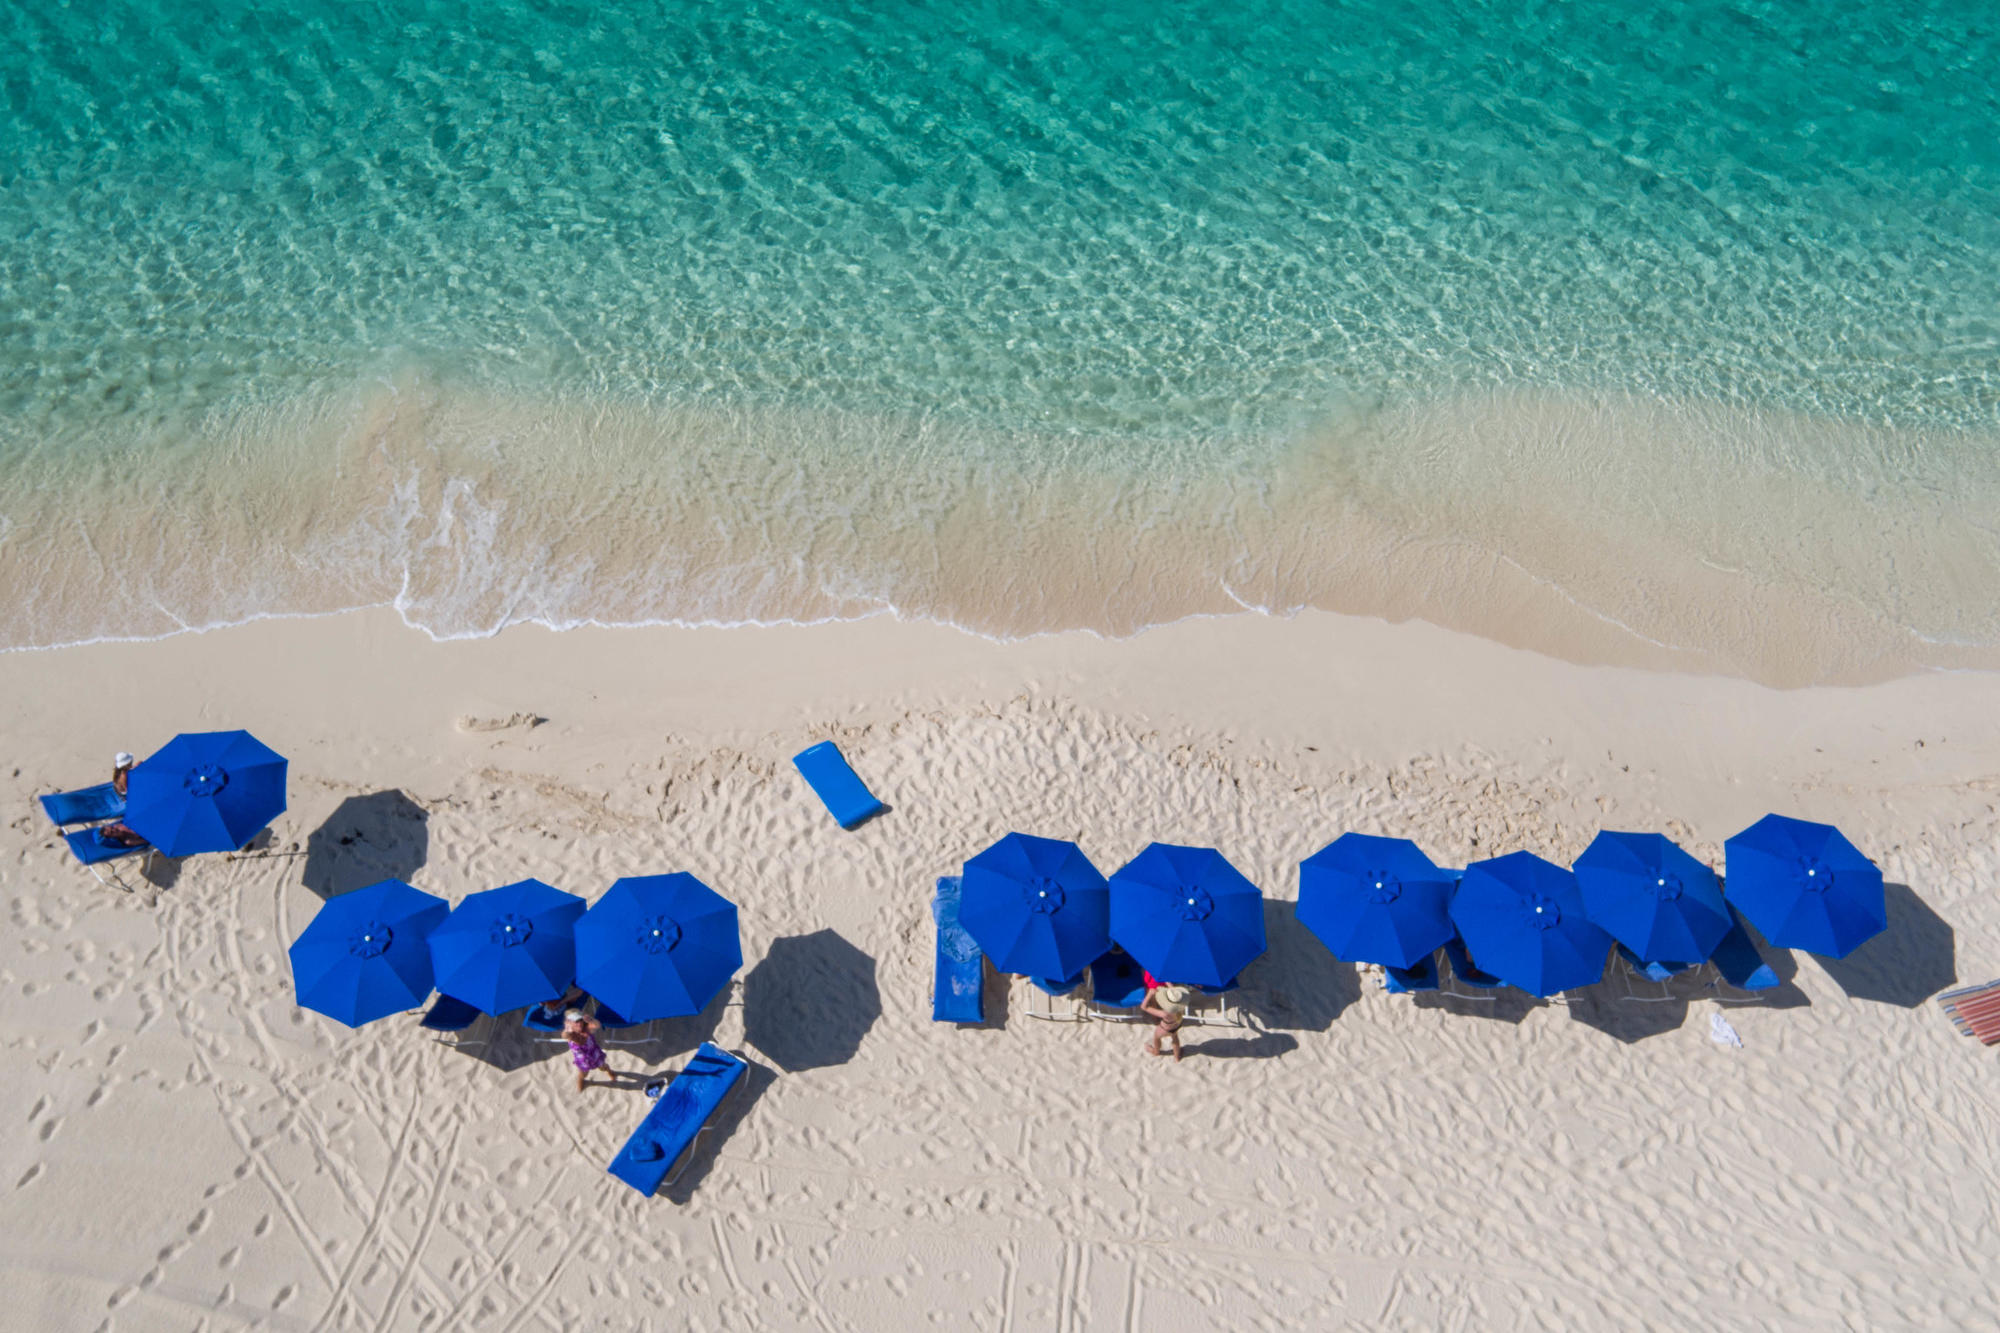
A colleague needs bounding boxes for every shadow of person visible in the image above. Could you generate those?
[1817,882,1955,1007]
[302,791,430,900]
[1182,1032,1299,1060]
[1244,900,1360,1032]
[742,929,881,1071]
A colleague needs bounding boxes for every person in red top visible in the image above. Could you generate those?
[1139,972,1191,1061]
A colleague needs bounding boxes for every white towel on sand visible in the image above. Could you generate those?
[1709,1012,1743,1048]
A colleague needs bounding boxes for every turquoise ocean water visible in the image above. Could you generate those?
[2,0,1998,681]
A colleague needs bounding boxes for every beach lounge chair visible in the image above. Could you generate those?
[1616,945,1691,984]
[1083,949,1149,1021]
[522,1003,569,1042]
[592,1000,656,1047]
[61,826,150,890]
[607,1042,747,1196]
[40,783,125,828]
[1022,970,1087,1022]
[1181,977,1246,1028]
[791,741,886,829]
[931,876,985,1024]
[419,994,488,1047]
[1384,954,1440,994]
[1710,908,1780,993]
[1442,938,1504,997]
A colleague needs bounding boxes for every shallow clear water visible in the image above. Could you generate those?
[3,1,1998,680]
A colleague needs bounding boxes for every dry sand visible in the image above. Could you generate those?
[1,607,1996,1330]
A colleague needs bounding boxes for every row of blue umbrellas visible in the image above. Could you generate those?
[1300,816,1886,995]
[290,873,742,1029]
[959,815,1885,1000]
[962,835,1266,988]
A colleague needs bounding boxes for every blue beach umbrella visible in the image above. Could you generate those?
[1450,851,1611,997]
[959,833,1111,982]
[1297,833,1457,969]
[124,730,288,857]
[575,874,743,1021]
[1723,815,1885,959]
[427,879,586,1014]
[1109,843,1266,988]
[289,879,448,1027]
[1574,831,1731,965]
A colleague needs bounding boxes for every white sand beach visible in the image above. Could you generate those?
[3,607,1997,1330]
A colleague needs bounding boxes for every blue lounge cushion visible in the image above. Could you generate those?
[1089,950,1148,1009]
[1711,906,1780,991]
[594,1001,644,1029]
[608,1042,746,1196]
[1384,953,1440,993]
[1030,971,1083,997]
[41,783,126,827]
[63,828,147,867]
[1444,937,1504,988]
[791,742,886,829]
[419,994,482,1033]
[1617,944,1691,984]
[931,877,985,1023]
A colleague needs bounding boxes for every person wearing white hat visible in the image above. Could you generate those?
[111,752,136,797]
[1141,982,1191,1061]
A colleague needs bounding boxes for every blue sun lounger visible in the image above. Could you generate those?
[1086,949,1149,1016]
[64,827,145,867]
[62,826,151,889]
[1617,944,1693,984]
[608,1042,747,1196]
[420,994,487,1047]
[1711,907,1780,992]
[592,1000,656,1047]
[1443,938,1504,989]
[1384,953,1439,994]
[792,741,886,829]
[931,877,985,1023]
[522,1003,567,1039]
[40,783,125,828]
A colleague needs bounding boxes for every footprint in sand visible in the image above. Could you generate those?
[455,711,546,734]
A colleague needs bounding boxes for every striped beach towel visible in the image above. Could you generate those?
[1937,980,2000,1045]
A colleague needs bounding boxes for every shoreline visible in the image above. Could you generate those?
[4,380,1999,688]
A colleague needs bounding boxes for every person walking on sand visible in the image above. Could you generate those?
[1141,982,1191,1061]
[562,1008,615,1092]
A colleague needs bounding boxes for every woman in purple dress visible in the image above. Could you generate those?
[562,1008,616,1092]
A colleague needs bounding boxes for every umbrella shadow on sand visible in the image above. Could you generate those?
[1815,882,1955,1007]
[1412,983,1547,1026]
[302,791,430,899]
[1239,900,1361,1033]
[743,930,881,1072]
